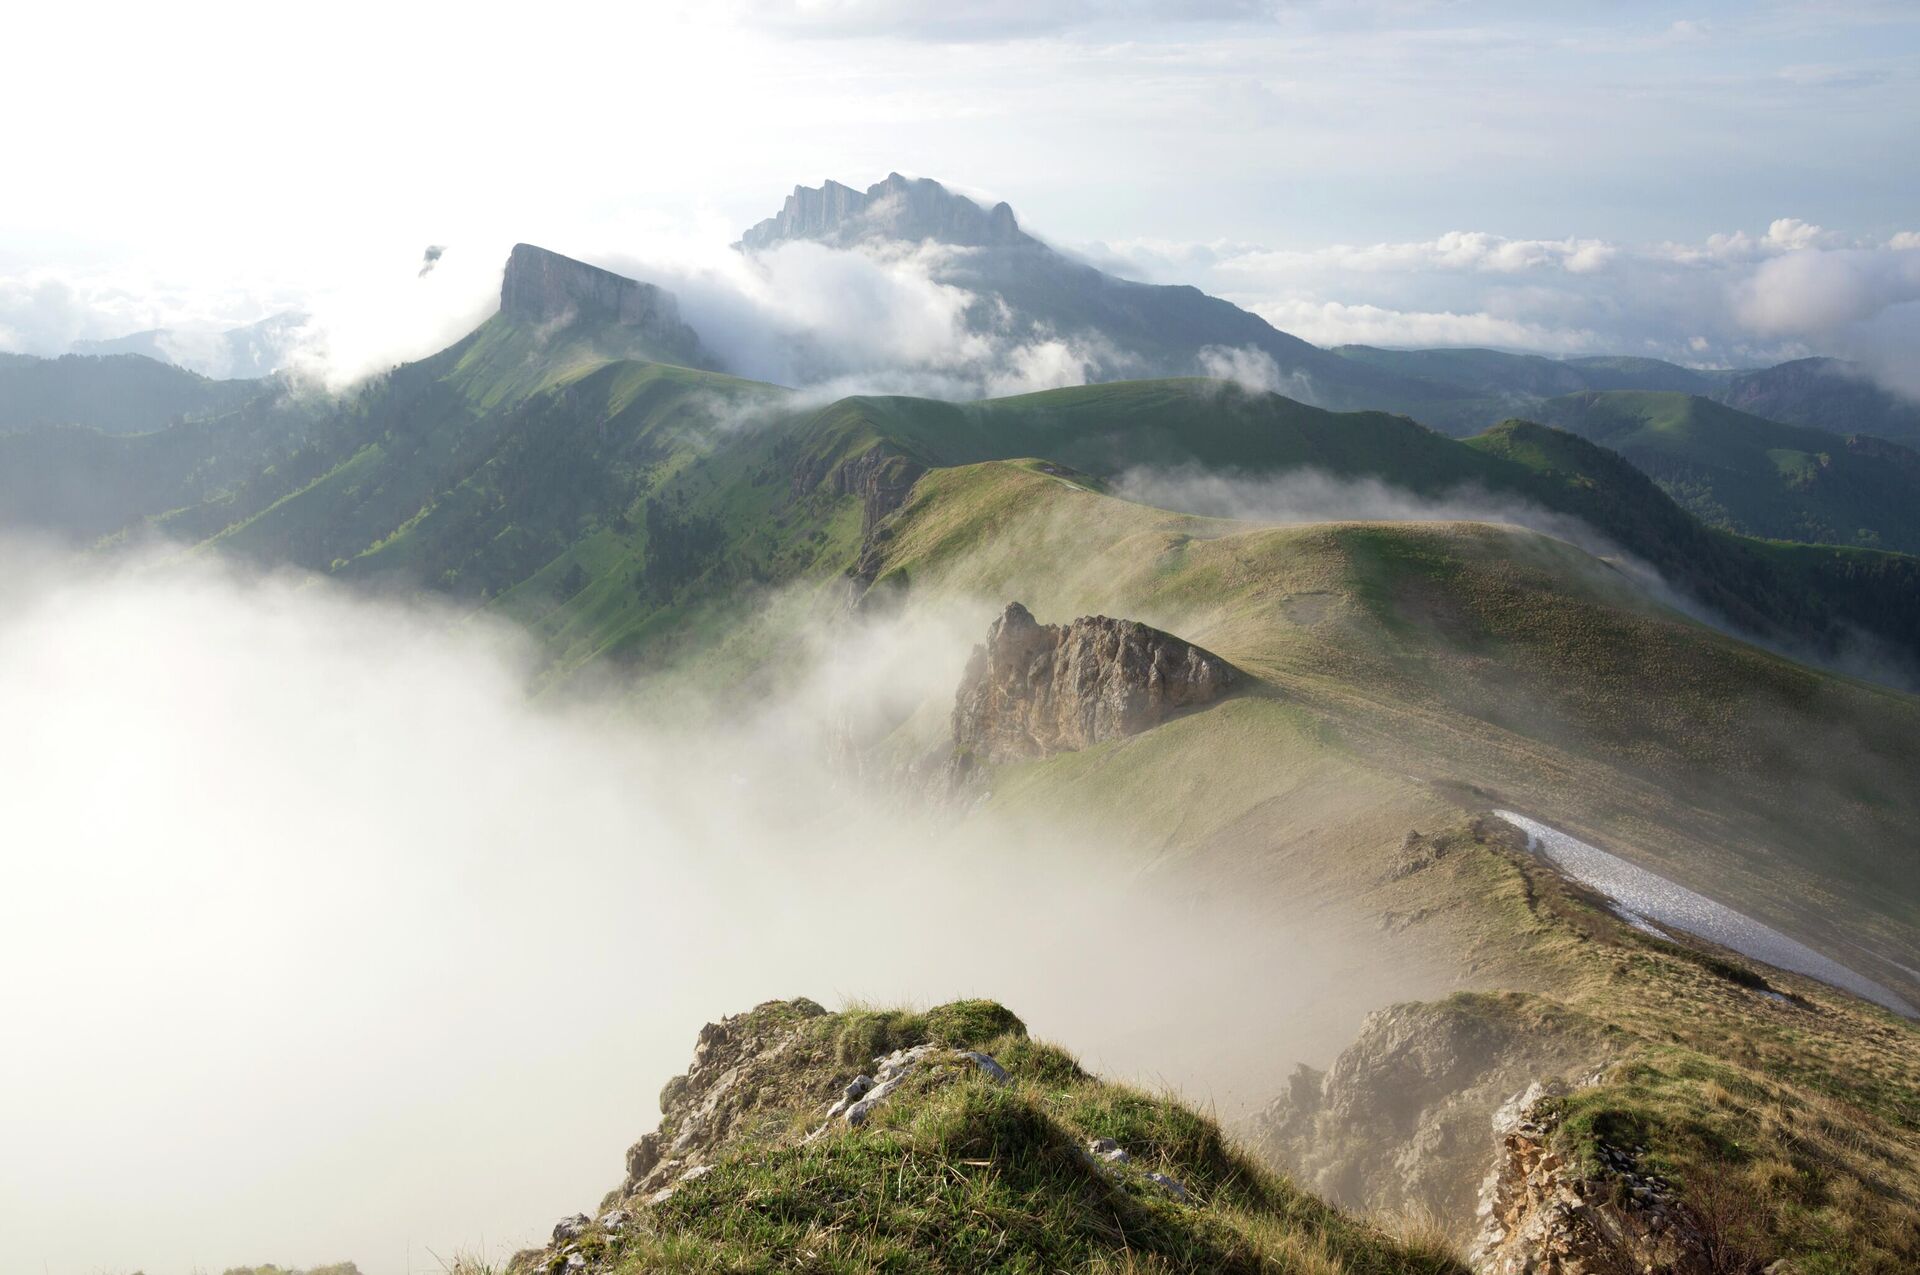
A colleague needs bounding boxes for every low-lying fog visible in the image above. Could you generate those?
[0,546,1415,1275]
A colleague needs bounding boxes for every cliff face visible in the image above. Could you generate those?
[1250,994,1613,1243]
[499,243,710,368]
[738,172,1032,251]
[1470,1081,1707,1274]
[951,602,1236,774]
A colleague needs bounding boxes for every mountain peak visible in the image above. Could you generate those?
[497,243,710,367]
[501,243,672,324]
[738,174,1033,251]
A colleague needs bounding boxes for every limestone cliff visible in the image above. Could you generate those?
[951,602,1236,775]
[1250,994,1613,1243]
[738,172,1032,251]
[1470,1081,1709,1274]
[499,243,711,368]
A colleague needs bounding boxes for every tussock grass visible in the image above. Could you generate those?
[531,1001,1466,1275]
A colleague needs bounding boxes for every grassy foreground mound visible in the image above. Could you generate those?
[501,999,1463,1275]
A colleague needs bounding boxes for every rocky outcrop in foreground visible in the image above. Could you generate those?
[1471,1081,1707,1274]
[1251,994,1612,1241]
[951,602,1236,775]
[508,997,1465,1275]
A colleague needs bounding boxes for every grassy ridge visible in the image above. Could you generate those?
[1531,390,1920,552]
[864,460,1920,988]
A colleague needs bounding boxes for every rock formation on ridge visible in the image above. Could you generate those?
[951,602,1237,775]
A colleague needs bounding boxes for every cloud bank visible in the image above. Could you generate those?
[1096,218,1920,397]
[0,545,1426,1275]
[4,206,1916,403]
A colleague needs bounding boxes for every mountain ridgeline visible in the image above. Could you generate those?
[1529,389,1920,553]
[2,235,1919,686]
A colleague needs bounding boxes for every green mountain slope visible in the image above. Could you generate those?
[1325,346,1730,433]
[0,349,259,436]
[491,457,1920,1270]
[801,385,1920,680]
[8,249,1917,684]
[119,349,1920,688]
[1529,389,1920,551]
[1722,357,1920,448]
[1330,346,1920,450]
[0,388,332,544]
[830,461,1920,1267]
[864,461,1920,973]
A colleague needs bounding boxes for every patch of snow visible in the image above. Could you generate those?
[1495,811,1916,1018]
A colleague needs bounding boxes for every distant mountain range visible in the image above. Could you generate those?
[0,349,257,436]
[1331,344,1920,444]
[1529,390,1920,554]
[30,172,1919,452]
[68,310,308,380]
[4,178,1920,678]
[734,174,1920,443]
[5,239,1916,689]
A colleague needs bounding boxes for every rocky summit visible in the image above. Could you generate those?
[498,243,709,367]
[951,602,1237,775]
[737,172,1032,251]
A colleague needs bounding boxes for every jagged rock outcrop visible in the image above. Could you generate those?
[787,441,927,606]
[739,172,1032,251]
[499,243,710,367]
[1250,994,1613,1243]
[616,998,835,1205]
[789,443,926,537]
[507,998,1039,1274]
[1470,1080,1708,1273]
[950,602,1236,774]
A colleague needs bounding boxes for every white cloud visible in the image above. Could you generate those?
[1096,219,1920,396]
[0,248,503,389]
[1252,299,1602,353]
[1764,217,1839,251]
[1197,344,1284,392]
[1212,230,1622,279]
[5,209,1918,405]
[722,0,1277,39]
[0,544,1429,1275]
[1735,247,1920,336]
[611,237,1102,399]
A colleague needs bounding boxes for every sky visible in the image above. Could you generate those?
[2,1,1917,382]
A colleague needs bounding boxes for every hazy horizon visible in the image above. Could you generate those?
[4,3,1919,394]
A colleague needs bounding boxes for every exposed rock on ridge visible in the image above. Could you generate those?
[788,442,926,538]
[1471,1080,1708,1274]
[951,602,1236,774]
[1250,994,1613,1243]
[499,243,710,367]
[739,172,1032,251]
